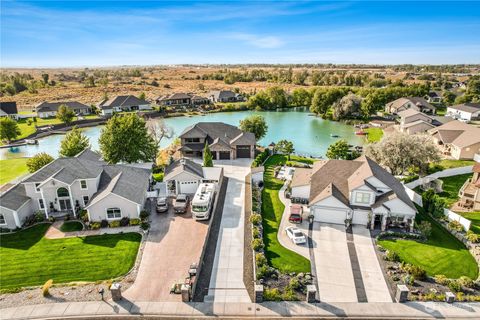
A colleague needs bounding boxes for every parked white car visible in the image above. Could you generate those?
[285,226,307,245]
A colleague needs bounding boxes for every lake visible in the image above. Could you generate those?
[0,111,365,160]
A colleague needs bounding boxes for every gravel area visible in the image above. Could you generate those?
[0,231,147,309]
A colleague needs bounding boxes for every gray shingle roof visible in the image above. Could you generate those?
[0,184,30,211]
[99,95,149,109]
[0,102,18,115]
[179,122,256,146]
[164,158,204,181]
[35,101,90,113]
[448,103,480,113]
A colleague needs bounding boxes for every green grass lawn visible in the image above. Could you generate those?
[459,211,480,235]
[261,155,311,274]
[428,159,476,174]
[60,221,84,232]
[364,127,383,143]
[0,158,29,185]
[378,209,478,279]
[0,224,141,291]
[438,174,472,207]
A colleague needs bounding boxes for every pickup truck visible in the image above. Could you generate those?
[173,194,189,214]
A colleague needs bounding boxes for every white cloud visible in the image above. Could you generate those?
[228,33,285,48]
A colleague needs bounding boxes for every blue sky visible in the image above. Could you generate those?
[1,1,480,67]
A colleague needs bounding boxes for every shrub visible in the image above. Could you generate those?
[448,280,462,292]
[250,213,262,225]
[100,220,108,228]
[434,274,450,286]
[129,218,141,226]
[403,264,426,280]
[90,222,101,230]
[448,220,464,232]
[140,210,150,221]
[256,265,271,280]
[252,149,269,167]
[79,209,89,222]
[403,275,415,286]
[119,217,130,227]
[255,253,268,268]
[140,221,150,230]
[109,220,120,228]
[42,279,53,297]
[252,226,261,238]
[458,276,474,288]
[34,211,45,222]
[282,288,297,301]
[251,238,264,251]
[385,250,400,262]
[263,288,282,301]
[466,231,479,243]
[417,221,432,238]
[288,277,302,291]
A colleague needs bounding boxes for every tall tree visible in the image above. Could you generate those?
[59,127,90,157]
[203,143,214,167]
[146,119,174,151]
[442,91,456,105]
[0,117,21,143]
[326,139,352,160]
[239,114,268,141]
[331,93,362,120]
[41,73,49,85]
[56,104,76,125]
[99,114,158,163]
[276,139,294,160]
[26,153,54,173]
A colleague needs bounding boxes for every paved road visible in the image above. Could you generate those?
[205,159,251,303]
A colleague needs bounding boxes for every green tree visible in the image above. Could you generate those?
[331,93,362,120]
[59,127,90,157]
[138,92,146,100]
[203,143,214,167]
[0,117,21,143]
[290,88,312,107]
[41,73,49,85]
[26,153,54,173]
[239,114,268,140]
[276,139,294,160]
[99,114,158,164]
[56,104,76,125]
[326,139,351,160]
[442,91,456,105]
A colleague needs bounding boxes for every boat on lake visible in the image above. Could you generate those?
[355,130,367,135]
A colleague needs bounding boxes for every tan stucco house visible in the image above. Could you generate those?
[397,109,436,135]
[428,120,480,160]
[385,97,436,115]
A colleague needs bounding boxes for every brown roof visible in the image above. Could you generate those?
[428,120,480,148]
[386,97,435,113]
[290,168,313,187]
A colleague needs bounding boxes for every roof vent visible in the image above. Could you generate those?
[180,158,186,165]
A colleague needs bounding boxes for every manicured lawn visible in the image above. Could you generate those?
[364,127,383,143]
[261,154,311,274]
[437,174,472,207]
[428,159,476,174]
[459,211,480,235]
[0,158,29,185]
[378,209,478,279]
[60,221,84,232]
[0,224,141,291]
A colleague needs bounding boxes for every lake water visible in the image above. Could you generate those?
[0,111,365,160]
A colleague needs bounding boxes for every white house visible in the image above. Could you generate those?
[446,103,480,121]
[0,102,19,120]
[98,95,152,116]
[290,156,417,231]
[163,158,223,195]
[0,149,152,230]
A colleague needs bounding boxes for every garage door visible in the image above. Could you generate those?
[313,207,346,225]
[352,211,369,226]
[179,180,198,194]
[236,145,251,158]
[219,151,230,160]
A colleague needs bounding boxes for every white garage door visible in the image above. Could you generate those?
[179,180,198,194]
[352,210,369,226]
[313,207,346,225]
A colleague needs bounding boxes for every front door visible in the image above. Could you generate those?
[59,199,72,211]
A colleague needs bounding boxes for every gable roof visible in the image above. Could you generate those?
[160,93,192,100]
[429,120,480,148]
[448,103,480,114]
[0,184,30,211]
[35,101,90,113]
[386,97,435,112]
[179,122,256,146]
[208,90,236,100]
[403,120,435,129]
[99,95,149,109]
[0,102,18,115]
[75,148,103,162]
[164,158,204,181]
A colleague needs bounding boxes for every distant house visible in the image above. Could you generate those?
[385,97,436,115]
[397,109,435,135]
[179,122,256,159]
[98,95,152,116]
[446,103,480,121]
[0,149,152,230]
[156,93,210,107]
[35,101,91,119]
[163,158,223,195]
[207,90,244,103]
[0,102,18,120]
[428,120,480,160]
[424,92,442,104]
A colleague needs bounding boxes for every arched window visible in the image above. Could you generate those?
[57,187,69,197]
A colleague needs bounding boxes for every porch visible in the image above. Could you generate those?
[370,211,414,232]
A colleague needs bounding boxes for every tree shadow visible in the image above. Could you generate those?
[0,223,49,250]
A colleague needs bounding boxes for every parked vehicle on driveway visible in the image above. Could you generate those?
[285,226,307,245]
[156,196,168,213]
[289,204,303,223]
[173,194,189,213]
[191,183,215,221]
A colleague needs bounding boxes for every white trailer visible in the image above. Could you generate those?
[191,183,215,221]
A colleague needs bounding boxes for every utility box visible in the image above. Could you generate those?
[110,282,122,301]
[181,284,190,302]
[395,285,409,303]
[254,285,264,303]
[445,291,455,303]
[306,285,317,303]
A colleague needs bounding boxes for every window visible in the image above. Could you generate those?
[355,192,371,204]
[80,180,87,189]
[106,208,121,219]
[57,187,69,197]
[185,138,200,143]
[38,199,45,209]
[0,214,6,225]
[35,183,41,192]
[83,196,89,206]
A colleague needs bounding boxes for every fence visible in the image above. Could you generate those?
[444,209,472,231]
[405,166,474,189]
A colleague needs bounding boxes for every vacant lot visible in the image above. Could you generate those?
[0,224,141,291]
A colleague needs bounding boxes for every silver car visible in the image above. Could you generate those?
[156,196,168,213]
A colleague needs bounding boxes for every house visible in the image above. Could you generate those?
[428,120,480,160]
[424,92,442,104]
[0,102,19,120]
[35,101,91,118]
[385,97,436,115]
[98,95,152,116]
[289,156,417,231]
[458,163,480,211]
[0,149,151,230]
[163,158,223,195]
[397,109,435,134]
[446,103,480,121]
[179,122,256,159]
[156,93,210,107]
[207,90,244,103]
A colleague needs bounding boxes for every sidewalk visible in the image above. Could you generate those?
[44,221,141,239]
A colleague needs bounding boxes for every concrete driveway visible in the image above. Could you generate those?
[123,200,208,302]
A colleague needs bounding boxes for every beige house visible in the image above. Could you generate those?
[458,163,480,211]
[385,97,435,115]
[397,109,435,134]
[35,101,91,118]
[428,120,480,160]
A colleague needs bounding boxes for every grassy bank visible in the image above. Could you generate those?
[0,158,29,185]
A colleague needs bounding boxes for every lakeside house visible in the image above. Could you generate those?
[446,103,480,121]
[156,93,210,108]
[179,122,256,159]
[385,97,436,115]
[207,90,245,103]
[0,102,18,120]
[458,162,480,211]
[98,95,152,116]
[35,101,92,118]
[289,156,417,231]
[428,120,480,160]
[0,149,152,230]
[397,109,436,134]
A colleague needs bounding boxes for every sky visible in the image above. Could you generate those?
[1,0,480,67]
